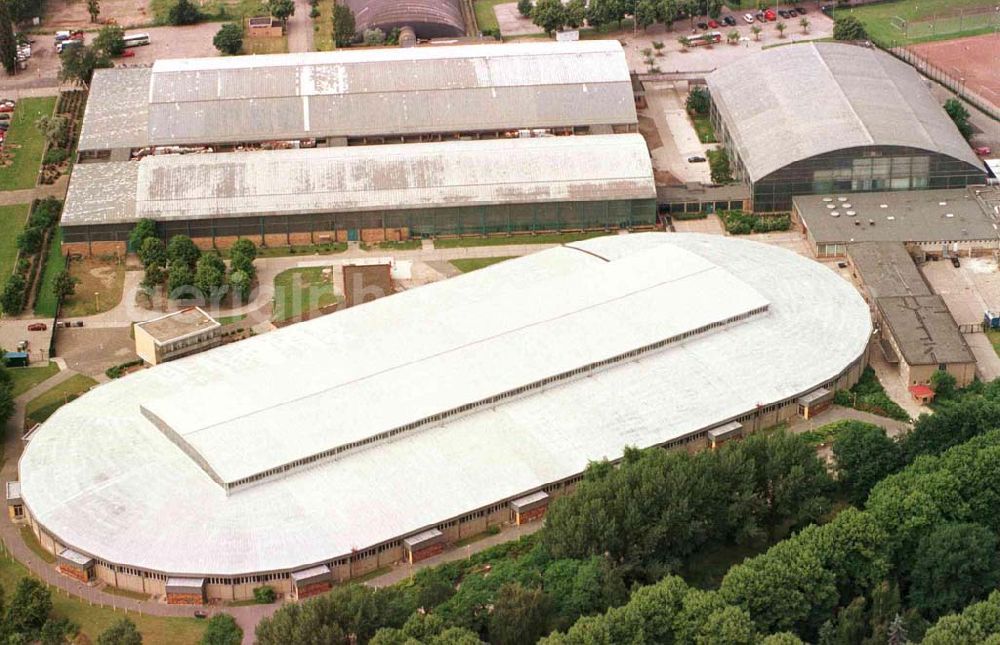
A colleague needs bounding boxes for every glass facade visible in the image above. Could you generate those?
[62,199,659,245]
[750,146,985,212]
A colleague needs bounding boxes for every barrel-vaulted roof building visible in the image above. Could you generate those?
[17,233,872,602]
[706,42,985,212]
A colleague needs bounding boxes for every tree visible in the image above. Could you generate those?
[195,253,227,299]
[0,0,16,75]
[489,583,552,645]
[776,20,786,37]
[98,618,142,645]
[833,15,867,41]
[517,0,532,17]
[4,578,53,638]
[909,522,1000,619]
[332,3,356,47]
[86,0,100,21]
[130,218,157,252]
[930,370,958,401]
[167,264,196,298]
[751,24,761,40]
[213,23,243,55]
[167,235,201,271]
[799,16,809,33]
[59,44,112,87]
[53,269,79,301]
[35,115,68,149]
[202,613,242,645]
[138,237,167,270]
[532,0,566,35]
[686,85,709,115]
[16,226,43,254]
[1,274,26,314]
[168,0,203,25]
[832,422,903,506]
[943,98,973,140]
[93,24,125,57]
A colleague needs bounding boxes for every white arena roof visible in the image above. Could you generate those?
[19,233,871,576]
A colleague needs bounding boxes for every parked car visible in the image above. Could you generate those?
[951,256,961,268]
[723,15,737,25]
[696,21,708,29]
[974,146,992,156]
[27,323,47,331]
[708,19,719,28]
[687,155,707,163]
[743,13,755,23]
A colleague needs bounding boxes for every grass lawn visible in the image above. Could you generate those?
[0,549,205,643]
[150,0,268,23]
[0,203,29,278]
[449,257,515,273]
[60,257,125,317]
[435,231,615,249]
[33,227,65,318]
[243,35,287,54]
[8,362,59,397]
[843,0,999,45]
[24,374,98,429]
[473,0,504,32]
[314,0,334,50]
[0,97,56,191]
[362,239,422,251]
[272,267,339,322]
[691,114,717,143]
[251,242,347,258]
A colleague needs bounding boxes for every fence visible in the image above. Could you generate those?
[879,44,999,122]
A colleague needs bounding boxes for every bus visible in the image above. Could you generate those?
[123,33,151,48]
[688,32,722,47]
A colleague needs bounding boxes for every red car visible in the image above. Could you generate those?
[27,323,47,331]
[765,9,777,20]
[708,19,719,28]
[975,146,992,156]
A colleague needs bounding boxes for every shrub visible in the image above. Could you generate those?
[253,586,277,604]
[43,148,69,165]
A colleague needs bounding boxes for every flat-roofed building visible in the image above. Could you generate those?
[62,135,657,255]
[77,42,638,160]
[794,187,1000,258]
[19,234,872,601]
[134,307,222,366]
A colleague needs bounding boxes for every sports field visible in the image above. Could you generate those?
[845,0,999,46]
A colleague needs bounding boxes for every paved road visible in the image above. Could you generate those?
[286,0,315,53]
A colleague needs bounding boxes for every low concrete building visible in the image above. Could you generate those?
[134,307,222,366]
[794,187,1000,258]
[876,295,976,388]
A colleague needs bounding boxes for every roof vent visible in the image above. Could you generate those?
[830,211,840,217]
[945,213,955,218]
[846,210,856,216]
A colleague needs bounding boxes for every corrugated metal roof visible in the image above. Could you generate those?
[77,67,151,151]
[706,43,983,182]
[144,42,636,145]
[62,135,655,227]
[19,234,872,576]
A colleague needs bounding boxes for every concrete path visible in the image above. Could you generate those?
[789,404,912,439]
[286,0,315,53]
